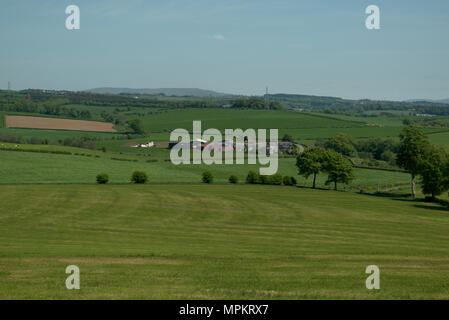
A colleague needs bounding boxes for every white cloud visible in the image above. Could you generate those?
[212,34,225,41]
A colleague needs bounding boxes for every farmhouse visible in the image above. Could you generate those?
[278,141,297,154]
[131,142,154,148]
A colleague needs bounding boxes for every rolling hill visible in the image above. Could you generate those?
[85,87,231,97]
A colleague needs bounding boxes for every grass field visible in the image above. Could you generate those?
[1,184,448,299]
[428,131,449,150]
[0,146,411,192]
[2,109,447,149]
[139,109,362,132]
[1,106,449,300]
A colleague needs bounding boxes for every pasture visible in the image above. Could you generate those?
[0,145,411,192]
[1,184,448,299]
[428,131,449,151]
[139,109,362,132]
[1,105,449,300]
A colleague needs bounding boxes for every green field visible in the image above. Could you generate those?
[2,109,447,149]
[428,131,449,151]
[0,145,411,192]
[139,109,362,132]
[1,185,449,299]
[2,105,449,300]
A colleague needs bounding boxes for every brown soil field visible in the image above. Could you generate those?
[5,115,117,132]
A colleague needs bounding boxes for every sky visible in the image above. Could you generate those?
[1,0,449,100]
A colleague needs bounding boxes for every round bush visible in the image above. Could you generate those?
[283,176,296,186]
[228,175,239,184]
[290,177,297,186]
[246,170,260,184]
[259,175,271,185]
[270,173,283,185]
[131,171,148,184]
[202,171,214,184]
[96,173,109,184]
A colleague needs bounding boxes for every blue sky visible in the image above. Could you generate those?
[1,0,448,100]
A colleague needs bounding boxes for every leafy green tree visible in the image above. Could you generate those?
[270,173,283,185]
[96,173,109,184]
[202,171,214,184]
[322,133,356,156]
[282,176,297,186]
[323,150,354,191]
[228,175,239,184]
[417,145,449,199]
[131,171,148,184]
[128,119,146,135]
[246,170,260,184]
[397,125,429,198]
[259,175,272,185]
[281,134,294,143]
[296,147,328,188]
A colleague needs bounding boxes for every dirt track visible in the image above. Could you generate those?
[5,115,117,132]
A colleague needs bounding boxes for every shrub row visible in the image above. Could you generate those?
[111,157,138,162]
[96,171,149,184]
[0,146,71,155]
[199,171,296,186]
[0,146,103,159]
[246,170,297,186]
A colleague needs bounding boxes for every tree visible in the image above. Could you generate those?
[296,147,328,188]
[270,173,283,185]
[281,134,294,143]
[282,176,296,186]
[323,150,354,191]
[322,133,356,156]
[259,174,272,185]
[96,173,109,184]
[202,171,214,184]
[131,171,148,184]
[417,145,449,199]
[403,118,413,126]
[128,119,146,135]
[397,125,429,198]
[246,170,260,184]
[228,175,239,184]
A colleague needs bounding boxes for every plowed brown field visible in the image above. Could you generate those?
[5,115,117,132]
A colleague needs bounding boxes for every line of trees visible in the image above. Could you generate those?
[0,98,92,120]
[315,133,399,164]
[230,98,282,110]
[296,147,354,190]
[304,125,449,199]
[397,125,449,199]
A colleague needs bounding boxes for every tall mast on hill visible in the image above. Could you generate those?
[265,86,269,109]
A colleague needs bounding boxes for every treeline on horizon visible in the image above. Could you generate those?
[269,93,449,116]
[1,89,449,118]
[0,90,281,114]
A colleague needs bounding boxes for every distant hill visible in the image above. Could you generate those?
[85,87,231,97]
[406,98,449,104]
